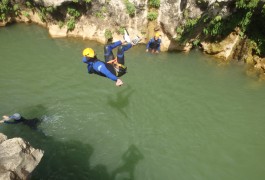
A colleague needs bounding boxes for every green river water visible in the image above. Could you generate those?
[1,24,265,180]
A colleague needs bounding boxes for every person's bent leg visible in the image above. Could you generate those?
[104,41,123,62]
[117,43,132,65]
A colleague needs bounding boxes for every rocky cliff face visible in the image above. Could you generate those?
[0,133,44,180]
[9,0,200,49]
[0,0,232,49]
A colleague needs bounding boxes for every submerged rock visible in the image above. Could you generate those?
[0,133,44,180]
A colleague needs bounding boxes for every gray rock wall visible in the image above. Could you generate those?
[0,133,44,180]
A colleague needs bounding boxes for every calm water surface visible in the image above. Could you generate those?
[1,24,265,180]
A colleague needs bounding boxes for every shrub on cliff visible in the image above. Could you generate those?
[148,0,160,8]
[124,0,136,17]
[176,0,265,56]
[147,11,158,21]
[0,0,15,21]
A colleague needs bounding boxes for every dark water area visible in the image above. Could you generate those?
[1,24,265,180]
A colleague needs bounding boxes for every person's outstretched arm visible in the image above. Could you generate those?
[0,115,9,124]
[156,39,162,53]
[93,61,123,86]
[146,39,152,52]
[0,116,19,124]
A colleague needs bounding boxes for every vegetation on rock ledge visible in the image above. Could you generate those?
[176,0,265,57]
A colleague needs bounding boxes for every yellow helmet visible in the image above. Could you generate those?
[82,48,95,58]
[155,32,160,37]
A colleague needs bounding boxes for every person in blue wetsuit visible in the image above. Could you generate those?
[0,113,41,130]
[82,33,141,87]
[146,32,162,54]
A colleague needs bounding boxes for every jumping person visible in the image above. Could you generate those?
[82,31,141,87]
[146,32,162,53]
[0,113,41,130]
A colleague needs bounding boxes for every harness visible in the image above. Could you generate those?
[107,58,127,77]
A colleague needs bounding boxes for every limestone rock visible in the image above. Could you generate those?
[0,134,7,143]
[254,56,265,73]
[0,17,12,27]
[48,24,68,38]
[158,0,202,37]
[201,32,240,60]
[0,133,44,180]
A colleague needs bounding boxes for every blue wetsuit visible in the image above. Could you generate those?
[83,41,132,82]
[4,116,40,129]
[146,38,161,52]
[82,58,118,81]
[4,118,25,124]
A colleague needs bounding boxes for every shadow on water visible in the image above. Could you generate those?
[2,119,143,180]
[110,144,144,180]
[107,85,135,118]
[19,104,49,119]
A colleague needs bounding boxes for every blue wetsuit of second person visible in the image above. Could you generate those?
[82,41,132,81]
[146,37,161,52]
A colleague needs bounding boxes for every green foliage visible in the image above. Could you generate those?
[66,17,75,31]
[186,18,199,28]
[203,15,222,36]
[37,6,56,22]
[183,9,189,19]
[118,27,125,35]
[95,6,107,19]
[183,17,200,36]
[104,29,112,40]
[46,6,55,13]
[95,11,103,18]
[147,11,158,21]
[173,0,265,55]
[37,7,47,22]
[239,11,252,32]
[22,11,30,18]
[192,39,200,47]
[25,1,32,8]
[0,0,12,21]
[85,0,92,3]
[58,21,64,29]
[72,0,78,3]
[13,4,20,16]
[175,17,200,42]
[124,0,136,17]
[174,16,199,38]
[101,6,107,13]
[235,0,259,9]
[67,7,81,18]
[148,0,160,8]
[176,27,184,34]
[1,0,9,6]
[244,10,265,56]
